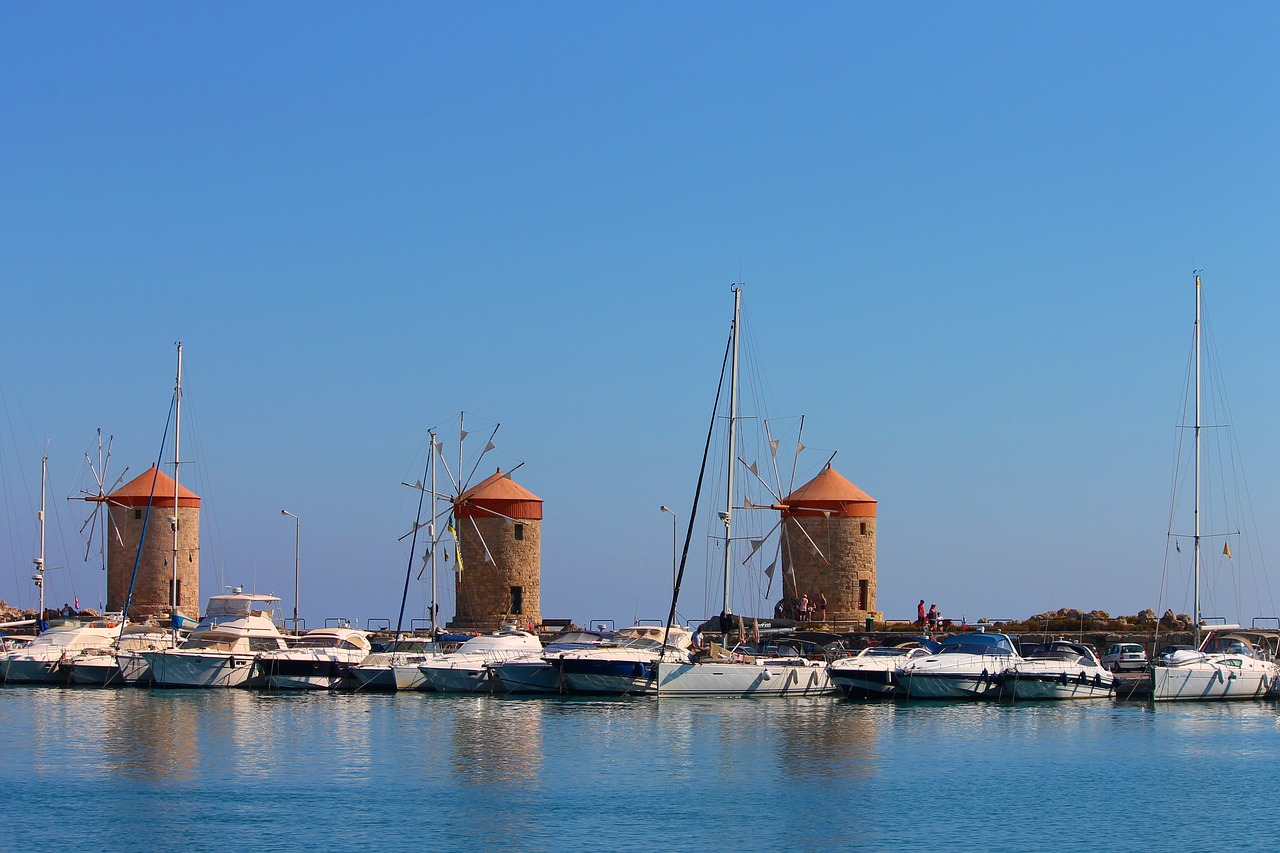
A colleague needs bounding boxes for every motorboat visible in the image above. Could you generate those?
[418,627,543,693]
[488,627,613,694]
[141,592,289,688]
[1149,627,1280,701]
[1001,639,1114,700]
[0,621,126,685]
[257,627,373,690]
[648,636,836,697]
[895,631,1022,699]
[66,625,177,686]
[555,625,694,695]
[828,641,937,697]
[351,636,454,691]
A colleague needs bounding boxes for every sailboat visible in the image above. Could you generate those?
[643,286,834,697]
[1148,274,1280,701]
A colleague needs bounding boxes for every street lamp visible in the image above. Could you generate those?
[660,505,677,587]
[280,509,300,633]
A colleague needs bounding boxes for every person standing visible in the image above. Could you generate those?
[927,604,939,631]
[817,592,828,621]
[917,599,927,629]
[798,593,811,622]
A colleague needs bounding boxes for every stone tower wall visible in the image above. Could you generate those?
[106,504,201,620]
[451,516,541,632]
[780,514,879,623]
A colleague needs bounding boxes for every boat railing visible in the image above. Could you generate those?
[366,618,391,631]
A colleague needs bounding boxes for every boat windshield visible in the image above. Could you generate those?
[938,633,1016,655]
[1028,643,1088,662]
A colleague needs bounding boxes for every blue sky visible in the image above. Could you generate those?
[3,4,1279,629]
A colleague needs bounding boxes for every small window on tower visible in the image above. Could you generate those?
[510,586,524,615]
[860,522,867,535]
[514,523,524,541]
[135,509,142,520]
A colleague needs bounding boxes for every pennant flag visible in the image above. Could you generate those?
[447,521,464,572]
[796,440,806,454]
[73,597,79,610]
[769,438,779,458]
[763,559,776,581]
[484,440,496,454]
[1223,543,1232,561]
[744,498,757,509]
[748,461,759,477]
[748,538,766,557]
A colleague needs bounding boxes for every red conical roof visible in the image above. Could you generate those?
[781,464,875,518]
[455,468,543,520]
[107,464,201,508]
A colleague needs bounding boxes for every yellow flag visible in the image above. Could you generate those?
[1223,543,1232,561]
[448,520,464,572]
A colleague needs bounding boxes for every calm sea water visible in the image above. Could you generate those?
[0,687,1275,851]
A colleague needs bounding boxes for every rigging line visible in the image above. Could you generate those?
[663,321,733,652]
[119,396,176,643]
[462,423,501,493]
[394,449,434,642]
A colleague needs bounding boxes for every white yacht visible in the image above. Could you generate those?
[649,638,835,697]
[895,631,1022,699]
[1001,639,1114,700]
[828,642,936,697]
[142,592,289,688]
[351,636,453,691]
[1149,627,1280,701]
[556,625,694,695]
[0,621,126,685]
[418,628,543,693]
[66,625,176,686]
[488,627,613,694]
[257,627,373,690]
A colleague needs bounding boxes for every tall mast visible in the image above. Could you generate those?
[171,342,183,643]
[721,285,742,618]
[1193,275,1202,649]
[429,429,438,635]
[34,454,47,632]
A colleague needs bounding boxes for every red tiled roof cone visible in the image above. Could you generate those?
[778,463,880,628]
[103,464,201,620]
[450,468,543,632]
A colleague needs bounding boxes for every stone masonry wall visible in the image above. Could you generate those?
[780,514,879,622]
[106,504,200,620]
[451,516,541,632]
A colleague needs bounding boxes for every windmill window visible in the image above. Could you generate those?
[135,509,143,520]
[510,586,524,615]
[860,522,867,535]
[514,523,524,541]
[859,579,870,611]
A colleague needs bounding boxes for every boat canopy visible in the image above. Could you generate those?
[938,633,1017,655]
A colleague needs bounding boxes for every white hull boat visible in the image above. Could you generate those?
[649,654,834,696]
[419,628,543,694]
[144,592,288,689]
[1149,629,1280,701]
[489,628,613,694]
[0,624,124,685]
[556,626,693,695]
[258,627,372,690]
[829,643,934,697]
[896,632,1022,700]
[1001,640,1114,700]
[351,638,451,691]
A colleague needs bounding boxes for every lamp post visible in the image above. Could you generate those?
[280,509,300,633]
[660,505,677,587]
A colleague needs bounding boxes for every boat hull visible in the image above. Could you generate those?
[0,655,69,684]
[490,660,562,694]
[1150,662,1277,701]
[896,670,1002,700]
[650,660,834,696]
[144,651,260,689]
[1001,670,1114,700]
[420,664,498,693]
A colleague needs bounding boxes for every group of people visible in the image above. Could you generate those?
[774,592,827,623]
[916,599,944,631]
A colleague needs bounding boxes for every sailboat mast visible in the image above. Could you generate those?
[35,453,47,630]
[429,429,438,635]
[171,342,183,643]
[721,285,742,618]
[1193,275,1201,649]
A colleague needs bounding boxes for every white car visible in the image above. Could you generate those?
[1101,642,1148,672]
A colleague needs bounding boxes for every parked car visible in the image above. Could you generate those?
[1101,642,1148,672]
